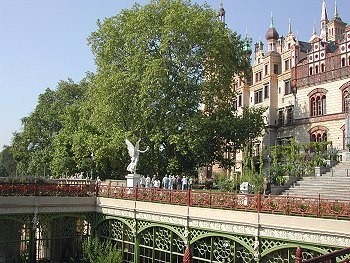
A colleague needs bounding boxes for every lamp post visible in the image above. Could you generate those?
[267,154,271,181]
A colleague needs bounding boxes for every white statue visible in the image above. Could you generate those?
[125,139,149,174]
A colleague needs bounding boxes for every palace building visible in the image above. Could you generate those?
[213,0,350,175]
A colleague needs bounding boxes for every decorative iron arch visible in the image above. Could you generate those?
[190,232,255,253]
[137,222,186,241]
[260,243,329,262]
[189,232,256,262]
[95,215,134,232]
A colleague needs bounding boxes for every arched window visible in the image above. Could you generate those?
[315,65,319,74]
[309,126,328,142]
[340,82,350,113]
[321,64,325,72]
[311,97,316,116]
[309,89,327,117]
[344,89,350,113]
[309,67,313,75]
[342,57,346,67]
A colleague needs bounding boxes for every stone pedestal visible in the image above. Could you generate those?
[125,174,140,188]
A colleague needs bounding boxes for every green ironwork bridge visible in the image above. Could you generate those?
[0,182,349,262]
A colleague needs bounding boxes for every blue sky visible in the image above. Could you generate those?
[1,0,349,148]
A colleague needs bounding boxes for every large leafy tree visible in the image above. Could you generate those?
[11,79,88,176]
[86,0,264,176]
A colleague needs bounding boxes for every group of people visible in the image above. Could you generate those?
[139,174,193,190]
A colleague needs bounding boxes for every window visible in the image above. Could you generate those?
[278,110,284,126]
[238,94,242,107]
[254,89,263,104]
[264,84,269,99]
[284,80,292,95]
[232,81,237,91]
[264,64,268,76]
[255,71,262,83]
[286,107,293,125]
[315,65,319,74]
[284,59,290,71]
[273,64,279,74]
[321,64,325,72]
[342,57,346,67]
[309,67,313,75]
[309,90,327,117]
[233,98,237,111]
[344,89,350,113]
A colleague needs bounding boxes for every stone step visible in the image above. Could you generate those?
[300,177,350,181]
[281,174,350,201]
[292,186,350,189]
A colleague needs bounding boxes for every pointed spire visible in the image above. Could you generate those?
[296,29,299,43]
[313,21,317,35]
[309,21,319,42]
[320,0,328,41]
[288,18,292,34]
[270,12,274,28]
[334,0,339,18]
[321,0,328,21]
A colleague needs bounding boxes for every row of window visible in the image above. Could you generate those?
[256,57,349,83]
[309,57,350,75]
[253,81,292,106]
[237,86,350,122]
[255,60,293,85]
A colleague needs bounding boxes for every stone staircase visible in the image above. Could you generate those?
[282,162,350,201]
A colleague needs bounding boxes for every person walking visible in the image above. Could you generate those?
[182,176,188,190]
[140,175,146,188]
[162,175,170,189]
[263,177,271,196]
[145,175,151,188]
[153,177,160,188]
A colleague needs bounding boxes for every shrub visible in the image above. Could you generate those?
[81,237,122,263]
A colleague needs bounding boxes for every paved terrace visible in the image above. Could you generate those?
[0,183,350,249]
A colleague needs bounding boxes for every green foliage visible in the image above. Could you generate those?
[11,78,89,177]
[240,169,264,194]
[214,173,238,192]
[0,146,17,177]
[268,140,332,184]
[81,238,122,263]
[10,0,266,179]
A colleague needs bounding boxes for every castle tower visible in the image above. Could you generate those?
[327,0,346,42]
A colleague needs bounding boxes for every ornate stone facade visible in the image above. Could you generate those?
[229,1,350,173]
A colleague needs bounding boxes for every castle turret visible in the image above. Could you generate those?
[217,0,225,23]
[265,15,279,52]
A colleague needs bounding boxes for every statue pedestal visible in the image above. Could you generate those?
[125,173,140,188]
